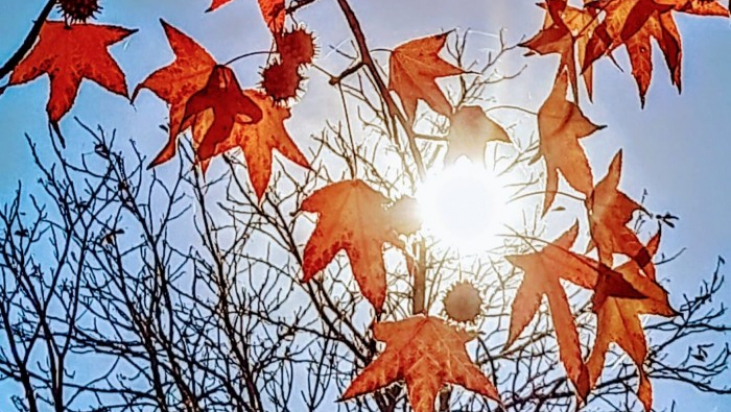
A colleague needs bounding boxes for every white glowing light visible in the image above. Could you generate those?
[416,159,511,253]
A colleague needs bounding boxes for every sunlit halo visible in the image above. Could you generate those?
[416,159,511,254]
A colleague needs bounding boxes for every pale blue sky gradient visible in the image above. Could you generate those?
[1,0,730,410]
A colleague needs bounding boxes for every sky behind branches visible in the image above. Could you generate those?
[1,0,730,410]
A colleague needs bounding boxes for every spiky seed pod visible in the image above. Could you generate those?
[58,0,102,23]
[389,196,422,236]
[443,281,483,323]
[278,28,316,66]
[261,61,303,102]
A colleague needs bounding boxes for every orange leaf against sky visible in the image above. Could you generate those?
[505,222,596,399]
[207,0,286,36]
[443,105,511,166]
[301,180,417,311]
[587,231,677,411]
[584,0,728,105]
[180,65,263,163]
[207,0,236,11]
[341,315,500,412]
[521,0,598,100]
[191,90,309,200]
[8,21,135,125]
[133,20,216,168]
[536,70,604,215]
[388,33,463,123]
[587,150,654,279]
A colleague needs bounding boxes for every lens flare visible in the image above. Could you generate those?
[416,159,511,253]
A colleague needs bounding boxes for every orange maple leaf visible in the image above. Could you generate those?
[505,222,596,399]
[8,21,135,130]
[207,0,286,36]
[587,231,677,411]
[536,71,604,215]
[586,150,654,279]
[443,105,511,166]
[133,20,216,167]
[179,65,263,162]
[191,90,310,200]
[389,33,464,122]
[301,180,417,311]
[521,0,599,100]
[341,315,500,412]
[584,0,727,105]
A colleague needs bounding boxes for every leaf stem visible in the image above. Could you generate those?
[333,0,428,316]
[223,50,274,66]
[509,190,586,204]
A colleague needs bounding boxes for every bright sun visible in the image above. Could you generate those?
[416,159,511,254]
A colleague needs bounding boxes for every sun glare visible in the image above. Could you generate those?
[416,159,511,254]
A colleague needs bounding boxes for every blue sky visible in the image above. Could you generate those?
[1,0,730,410]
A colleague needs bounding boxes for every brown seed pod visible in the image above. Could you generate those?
[389,196,421,236]
[58,0,102,23]
[443,280,483,323]
[278,28,316,66]
[261,61,303,102]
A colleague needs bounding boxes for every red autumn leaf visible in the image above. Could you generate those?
[180,65,263,162]
[207,0,236,11]
[521,0,599,100]
[536,70,604,215]
[505,222,596,399]
[191,90,309,200]
[300,180,417,311]
[585,0,676,105]
[133,20,216,167]
[665,0,730,15]
[586,150,654,279]
[8,21,135,125]
[207,0,286,36]
[584,0,727,105]
[625,11,681,105]
[341,315,500,412]
[389,33,464,122]
[587,231,677,411]
[444,105,511,166]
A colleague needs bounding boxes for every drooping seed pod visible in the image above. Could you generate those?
[278,28,317,66]
[261,61,303,102]
[58,0,102,23]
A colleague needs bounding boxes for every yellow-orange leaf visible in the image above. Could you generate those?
[301,180,417,311]
[537,71,604,215]
[587,150,654,278]
[341,316,500,412]
[584,0,727,105]
[587,231,677,411]
[444,105,511,166]
[389,33,463,122]
[521,0,598,99]
[505,222,597,399]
